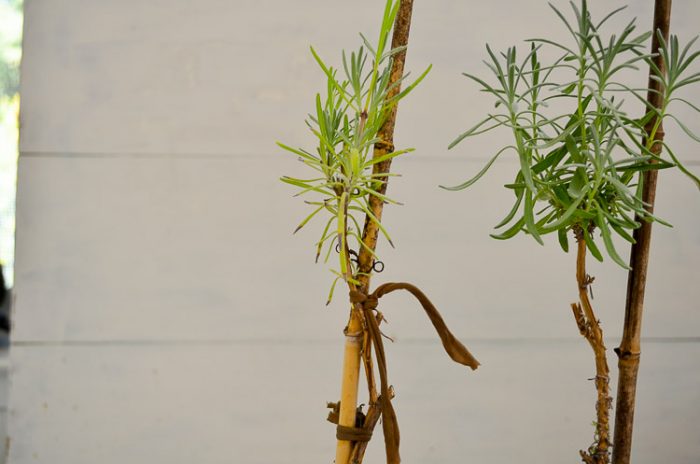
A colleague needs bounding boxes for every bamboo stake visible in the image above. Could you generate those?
[571,229,612,464]
[334,2,415,463]
[334,317,364,464]
[612,2,671,463]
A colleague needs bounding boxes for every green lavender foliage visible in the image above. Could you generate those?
[446,0,700,268]
[278,0,430,302]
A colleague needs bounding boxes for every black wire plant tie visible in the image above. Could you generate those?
[335,243,385,273]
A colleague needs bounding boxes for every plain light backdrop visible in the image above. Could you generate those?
[9,1,700,463]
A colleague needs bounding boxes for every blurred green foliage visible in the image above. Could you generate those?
[0,0,22,286]
[0,0,22,98]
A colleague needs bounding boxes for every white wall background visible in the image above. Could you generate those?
[9,1,700,463]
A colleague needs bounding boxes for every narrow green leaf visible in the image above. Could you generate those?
[495,184,525,229]
[661,142,700,189]
[516,140,536,193]
[669,97,700,114]
[524,189,543,245]
[548,2,576,39]
[595,5,627,29]
[532,146,568,174]
[557,227,569,252]
[315,216,336,263]
[449,116,499,149]
[355,202,395,248]
[365,148,414,167]
[294,204,325,234]
[567,168,588,198]
[394,64,432,102]
[325,275,342,306]
[609,221,636,245]
[668,114,700,143]
[564,134,582,161]
[490,216,526,240]
[440,145,515,190]
[597,208,631,269]
[584,226,604,262]
[276,142,318,162]
[337,192,348,277]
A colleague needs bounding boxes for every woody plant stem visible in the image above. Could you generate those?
[335,1,415,464]
[571,228,612,464]
[612,1,671,463]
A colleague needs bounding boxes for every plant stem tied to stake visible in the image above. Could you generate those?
[332,3,479,463]
[337,2,414,464]
[280,0,479,462]
[613,2,672,463]
[341,283,479,464]
[571,227,612,464]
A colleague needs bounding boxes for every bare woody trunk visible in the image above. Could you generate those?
[571,230,612,464]
[335,2,415,464]
[612,2,671,463]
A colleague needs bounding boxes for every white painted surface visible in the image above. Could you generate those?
[12,157,700,342]
[7,341,700,464]
[10,0,700,462]
[18,0,700,160]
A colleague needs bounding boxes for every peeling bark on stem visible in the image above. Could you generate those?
[334,2,415,464]
[612,2,671,464]
[572,229,612,464]
[356,0,415,291]
[349,400,383,464]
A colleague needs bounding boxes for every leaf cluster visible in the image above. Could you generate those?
[278,0,430,301]
[446,0,700,268]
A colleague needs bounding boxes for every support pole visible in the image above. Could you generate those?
[334,314,363,464]
[334,2,415,463]
[612,2,671,463]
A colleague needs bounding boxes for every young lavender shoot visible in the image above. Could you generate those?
[278,0,430,303]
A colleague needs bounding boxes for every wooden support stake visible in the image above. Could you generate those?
[334,2,415,463]
[334,320,364,464]
[612,2,671,464]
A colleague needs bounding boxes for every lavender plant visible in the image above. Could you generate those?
[445,1,699,462]
[278,0,429,303]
